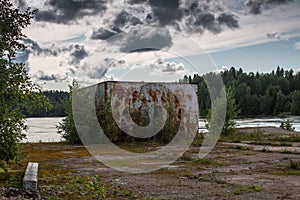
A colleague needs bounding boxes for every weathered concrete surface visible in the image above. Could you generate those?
[23,162,38,192]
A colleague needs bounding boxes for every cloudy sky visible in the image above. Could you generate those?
[14,0,300,90]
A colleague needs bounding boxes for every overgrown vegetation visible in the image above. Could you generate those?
[280,119,295,131]
[233,185,262,195]
[59,83,182,144]
[96,87,180,144]
[206,87,240,135]
[288,159,300,170]
[0,1,50,171]
[57,80,81,144]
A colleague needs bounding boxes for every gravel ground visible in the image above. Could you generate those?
[0,188,39,200]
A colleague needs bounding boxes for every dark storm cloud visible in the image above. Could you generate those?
[244,0,294,15]
[35,71,68,81]
[113,10,142,27]
[127,0,239,33]
[217,13,239,29]
[38,73,58,81]
[153,0,239,34]
[193,12,220,33]
[114,10,131,26]
[23,38,71,57]
[181,2,239,34]
[91,11,142,41]
[127,0,148,4]
[266,32,281,40]
[35,0,107,23]
[34,0,241,36]
[91,27,120,40]
[69,44,88,65]
[148,0,183,25]
[118,28,173,53]
[23,38,42,54]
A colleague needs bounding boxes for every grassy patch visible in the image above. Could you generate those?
[271,170,300,176]
[196,158,225,166]
[270,136,300,142]
[251,141,293,147]
[249,141,272,145]
[39,174,133,199]
[288,160,300,170]
[279,149,293,154]
[234,145,251,150]
[0,169,23,188]
[220,131,263,143]
[279,142,293,147]
[261,147,273,153]
[270,160,300,176]
[192,133,205,146]
[180,155,194,161]
[234,185,262,195]
[0,160,26,188]
[180,169,196,179]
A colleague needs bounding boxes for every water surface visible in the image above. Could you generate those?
[24,116,300,143]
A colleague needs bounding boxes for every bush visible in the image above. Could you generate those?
[280,120,295,131]
[57,81,81,144]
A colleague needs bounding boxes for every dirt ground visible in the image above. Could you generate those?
[1,127,300,200]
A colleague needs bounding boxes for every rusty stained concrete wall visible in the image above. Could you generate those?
[95,81,199,136]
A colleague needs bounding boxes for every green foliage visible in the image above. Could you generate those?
[234,185,261,195]
[96,96,122,142]
[288,159,300,170]
[0,1,50,169]
[84,175,107,198]
[291,90,300,115]
[181,67,300,117]
[206,87,240,135]
[280,119,295,131]
[24,90,69,117]
[57,80,81,144]
[159,92,179,143]
[223,87,240,134]
[96,89,179,144]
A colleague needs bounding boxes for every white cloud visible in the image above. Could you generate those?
[148,59,186,75]
[294,41,300,50]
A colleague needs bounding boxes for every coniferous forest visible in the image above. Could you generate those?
[24,91,69,117]
[180,66,300,117]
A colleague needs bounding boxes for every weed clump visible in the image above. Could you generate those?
[288,160,300,170]
[234,185,262,195]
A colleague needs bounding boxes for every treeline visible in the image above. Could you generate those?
[180,67,300,117]
[24,90,69,117]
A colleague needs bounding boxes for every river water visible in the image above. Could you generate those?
[22,117,64,143]
[198,116,300,133]
[23,116,300,143]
